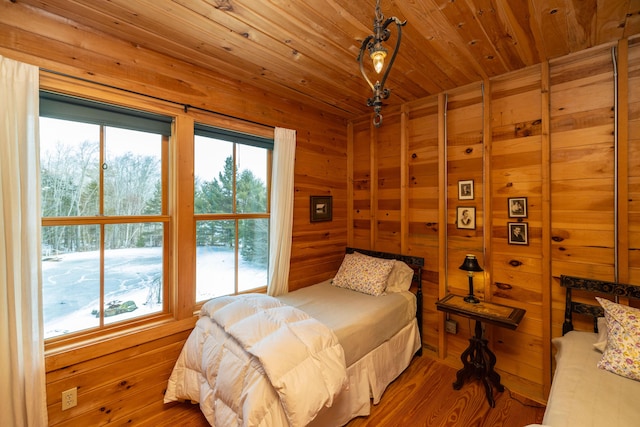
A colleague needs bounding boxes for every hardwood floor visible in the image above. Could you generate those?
[148,355,545,426]
[345,356,545,427]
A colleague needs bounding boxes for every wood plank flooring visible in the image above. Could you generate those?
[146,354,545,426]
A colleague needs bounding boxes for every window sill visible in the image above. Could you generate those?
[44,314,198,371]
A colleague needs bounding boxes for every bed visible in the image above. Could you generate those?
[164,247,424,426]
[531,275,640,427]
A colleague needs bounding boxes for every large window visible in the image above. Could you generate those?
[194,124,272,301]
[39,92,172,339]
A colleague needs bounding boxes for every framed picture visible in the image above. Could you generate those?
[458,180,474,200]
[508,197,527,218]
[310,195,332,222]
[508,222,528,245]
[456,206,476,230]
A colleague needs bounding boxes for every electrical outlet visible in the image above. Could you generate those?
[445,319,458,334]
[61,387,77,411]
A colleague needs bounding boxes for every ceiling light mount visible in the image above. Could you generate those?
[357,0,406,127]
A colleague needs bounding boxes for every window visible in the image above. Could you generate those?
[194,124,272,301]
[39,92,172,339]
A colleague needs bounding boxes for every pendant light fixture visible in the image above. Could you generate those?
[357,0,406,127]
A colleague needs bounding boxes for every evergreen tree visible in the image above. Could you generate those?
[193,154,268,265]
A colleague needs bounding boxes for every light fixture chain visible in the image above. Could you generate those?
[375,0,383,22]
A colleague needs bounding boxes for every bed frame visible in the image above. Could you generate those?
[346,247,424,355]
[561,274,640,335]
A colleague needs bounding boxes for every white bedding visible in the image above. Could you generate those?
[276,280,417,365]
[164,281,420,426]
[164,294,347,427]
[541,331,640,427]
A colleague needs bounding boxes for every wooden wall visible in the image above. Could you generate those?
[349,38,639,402]
[2,0,639,422]
[0,2,348,425]
[630,38,640,284]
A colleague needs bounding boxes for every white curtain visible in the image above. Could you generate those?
[0,56,48,426]
[267,127,296,296]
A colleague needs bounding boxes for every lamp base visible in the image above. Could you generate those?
[464,295,480,304]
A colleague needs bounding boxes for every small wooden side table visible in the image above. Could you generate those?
[435,294,526,407]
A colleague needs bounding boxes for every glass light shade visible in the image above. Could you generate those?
[370,48,387,74]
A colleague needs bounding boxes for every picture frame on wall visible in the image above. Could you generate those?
[458,180,474,200]
[508,222,528,245]
[310,195,332,222]
[456,206,476,230]
[508,197,527,218]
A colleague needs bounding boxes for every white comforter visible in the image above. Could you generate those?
[164,294,347,427]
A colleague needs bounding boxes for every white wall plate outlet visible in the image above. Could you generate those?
[61,387,77,411]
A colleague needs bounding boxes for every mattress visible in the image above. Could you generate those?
[276,280,417,366]
[541,330,639,427]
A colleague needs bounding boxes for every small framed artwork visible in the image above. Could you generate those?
[310,195,332,222]
[458,180,474,200]
[508,222,528,245]
[456,206,476,230]
[508,197,528,218]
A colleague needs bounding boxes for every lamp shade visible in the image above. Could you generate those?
[459,254,483,272]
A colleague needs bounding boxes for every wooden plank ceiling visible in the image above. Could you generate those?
[16,0,640,119]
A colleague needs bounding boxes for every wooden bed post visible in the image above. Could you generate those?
[562,285,573,335]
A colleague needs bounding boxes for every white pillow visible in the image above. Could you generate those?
[385,261,414,293]
[332,252,395,296]
[593,316,607,352]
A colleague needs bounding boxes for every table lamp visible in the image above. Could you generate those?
[459,254,483,304]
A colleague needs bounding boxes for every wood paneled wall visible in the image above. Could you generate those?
[348,38,639,402]
[549,44,617,336]
[0,3,348,425]
[2,0,639,421]
[630,38,640,284]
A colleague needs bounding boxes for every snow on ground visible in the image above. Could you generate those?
[43,246,266,339]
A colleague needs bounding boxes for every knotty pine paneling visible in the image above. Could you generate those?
[351,119,374,250]
[489,65,545,397]
[0,5,348,426]
[628,37,640,284]
[348,40,639,403]
[445,84,484,303]
[441,83,486,377]
[46,328,192,426]
[407,97,441,352]
[549,44,616,335]
[4,1,639,419]
[376,111,404,255]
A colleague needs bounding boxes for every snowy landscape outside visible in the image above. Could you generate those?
[43,246,267,338]
[40,116,270,339]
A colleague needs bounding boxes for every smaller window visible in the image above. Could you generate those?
[194,124,272,301]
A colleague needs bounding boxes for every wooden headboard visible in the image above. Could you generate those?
[346,247,424,355]
[560,275,640,335]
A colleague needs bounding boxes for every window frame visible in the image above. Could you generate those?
[40,74,276,352]
[193,123,273,299]
[40,83,179,349]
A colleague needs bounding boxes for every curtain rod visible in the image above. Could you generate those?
[39,68,275,130]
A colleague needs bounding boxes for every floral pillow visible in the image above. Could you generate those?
[595,297,640,381]
[332,253,395,296]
